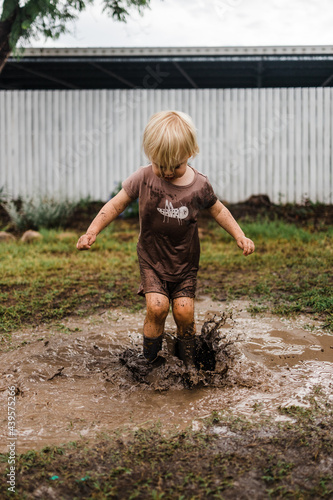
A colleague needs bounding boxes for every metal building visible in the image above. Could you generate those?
[1,46,332,203]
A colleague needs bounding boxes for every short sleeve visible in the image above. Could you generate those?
[122,167,144,200]
[205,180,218,208]
[200,176,218,209]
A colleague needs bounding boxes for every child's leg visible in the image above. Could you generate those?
[172,297,195,337]
[172,297,196,367]
[144,292,170,338]
[143,292,169,362]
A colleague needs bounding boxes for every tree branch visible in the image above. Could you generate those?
[0,3,20,73]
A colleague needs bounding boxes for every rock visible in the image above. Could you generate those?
[20,230,43,243]
[0,231,16,242]
[33,486,58,499]
[56,231,77,240]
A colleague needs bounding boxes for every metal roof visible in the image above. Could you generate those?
[1,45,333,89]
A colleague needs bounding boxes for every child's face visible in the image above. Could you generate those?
[151,158,189,182]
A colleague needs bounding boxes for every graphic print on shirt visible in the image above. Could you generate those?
[157,199,189,224]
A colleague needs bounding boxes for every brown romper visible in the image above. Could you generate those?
[122,165,217,300]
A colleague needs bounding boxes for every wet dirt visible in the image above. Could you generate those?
[1,296,332,453]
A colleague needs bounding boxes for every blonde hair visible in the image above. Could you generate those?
[142,110,199,169]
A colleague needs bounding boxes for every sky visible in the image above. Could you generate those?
[30,0,333,48]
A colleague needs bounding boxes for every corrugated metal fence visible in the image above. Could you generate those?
[1,88,332,203]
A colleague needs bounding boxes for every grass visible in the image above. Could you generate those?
[0,222,142,340]
[200,218,333,329]
[0,218,332,341]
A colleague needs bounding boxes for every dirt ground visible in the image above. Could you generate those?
[1,297,332,498]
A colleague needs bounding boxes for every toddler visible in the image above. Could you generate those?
[77,111,255,368]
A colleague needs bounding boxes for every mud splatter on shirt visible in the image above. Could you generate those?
[122,165,217,281]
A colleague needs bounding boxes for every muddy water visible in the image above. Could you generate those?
[1,296,332,453]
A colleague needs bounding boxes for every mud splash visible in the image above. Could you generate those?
[120,313,239,391]
[118,313,247,391]
[0,296,332,453]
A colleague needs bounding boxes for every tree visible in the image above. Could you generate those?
[0,0,151,73]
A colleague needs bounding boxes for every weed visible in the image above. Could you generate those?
[278,405,314,420]
[54,323,82,334]
[3,197,77,231]
[209,411,221,424]
[262,460,295,482]
[318,475,333,496]
[0,185,8,203]
[252,402,264,412]
[247,304,269,315]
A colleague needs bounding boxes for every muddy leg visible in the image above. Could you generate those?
[172,297,196,368]
[143,293,169,362]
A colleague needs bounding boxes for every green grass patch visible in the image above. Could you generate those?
[1,218,332,338]
[199,219,333,330]
[0,224,143,338]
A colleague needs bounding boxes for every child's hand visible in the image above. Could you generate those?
[236,236,255,256]
[76,233,96,250]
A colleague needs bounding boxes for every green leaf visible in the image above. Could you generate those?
[0,0,19,22]
[1,0,151,63]
[21,19,31,30]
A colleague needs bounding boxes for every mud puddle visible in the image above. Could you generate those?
[1,296,332,453]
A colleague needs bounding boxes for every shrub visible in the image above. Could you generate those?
[3,197,77,231]
[0,186,8,204]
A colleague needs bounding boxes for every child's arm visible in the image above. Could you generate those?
[207,200,255,256]
[76,188,133,250]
